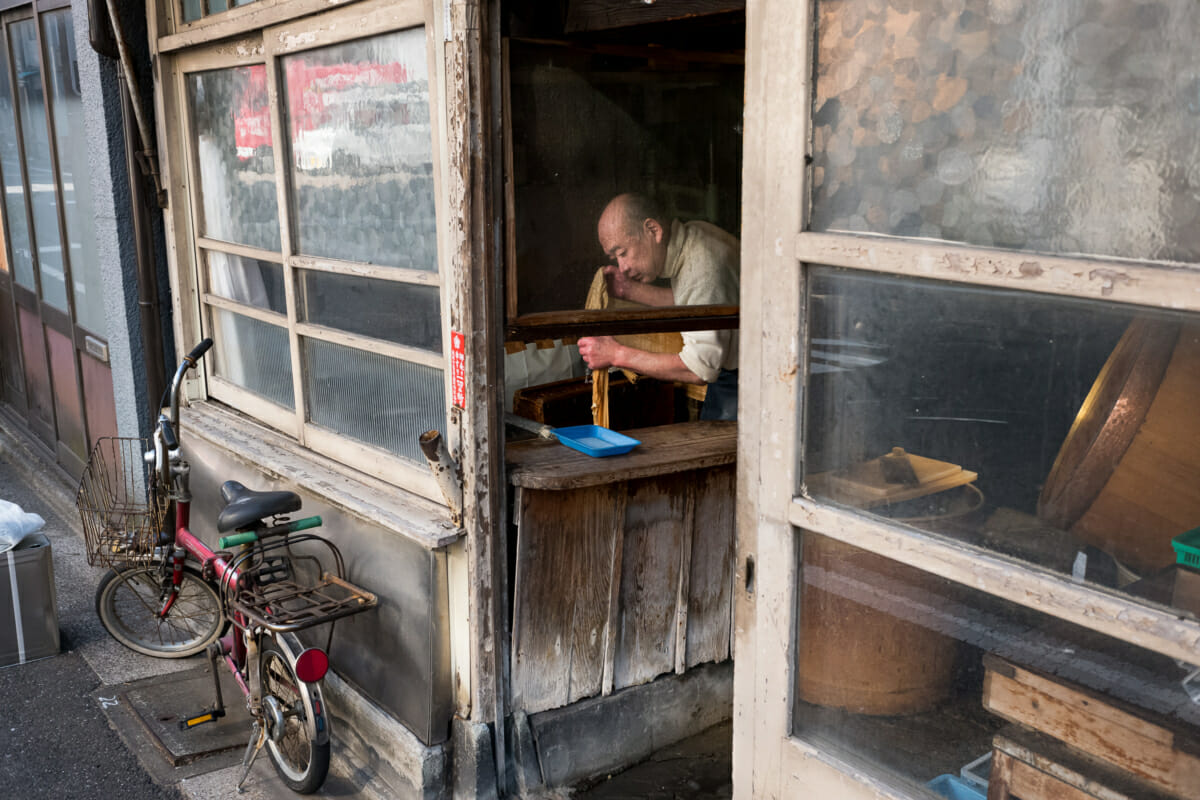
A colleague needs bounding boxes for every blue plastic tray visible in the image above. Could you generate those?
[552,425,640,457]
[926,774,985,800]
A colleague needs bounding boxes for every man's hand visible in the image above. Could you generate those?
[577,337,705,385]
[578,335,621,371]
[603,265,675,307]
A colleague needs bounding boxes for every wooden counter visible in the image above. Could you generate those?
[506,421,737,490]
[506,421,737,715]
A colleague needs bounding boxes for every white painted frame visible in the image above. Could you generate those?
[161,0,447,502]
[735,2,1200,799]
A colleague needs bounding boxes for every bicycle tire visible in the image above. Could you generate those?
[260,633,331,794]
[95,564,223,658]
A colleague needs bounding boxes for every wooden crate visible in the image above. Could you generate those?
[988,725,1178,800]
[982,654,1200,799]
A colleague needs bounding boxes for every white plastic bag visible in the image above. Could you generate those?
[0,499,45,553]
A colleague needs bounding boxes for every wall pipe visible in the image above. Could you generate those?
[105,0,166,206]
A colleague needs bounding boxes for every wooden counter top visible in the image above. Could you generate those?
[506,421,737,490]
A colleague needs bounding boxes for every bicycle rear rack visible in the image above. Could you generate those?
[220,533,377,635]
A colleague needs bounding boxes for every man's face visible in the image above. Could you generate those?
[599,215,666,283]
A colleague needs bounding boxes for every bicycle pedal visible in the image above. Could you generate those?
[179,708,226,730]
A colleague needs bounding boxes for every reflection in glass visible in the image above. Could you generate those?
[806,268,1200,592]
[187,65,281,252]
[210,307,293,408]
[283,28,438,269]
[303,338,443,464]
[0,33,33,287]
[11,20,68,310]
[299,271,441,351]
[793,532,1200,793]
[811,0,1200,263]
[205,251,286,314]
[44,11,105,336]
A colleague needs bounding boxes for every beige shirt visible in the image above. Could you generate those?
[661,219,740,383]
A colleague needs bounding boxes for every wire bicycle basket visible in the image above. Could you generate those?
[75,437,169,567]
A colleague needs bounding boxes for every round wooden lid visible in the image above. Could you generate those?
[1037,318,1179,530]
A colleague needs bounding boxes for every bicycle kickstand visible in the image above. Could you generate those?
[237,720,267,793]
[179,641,227,730]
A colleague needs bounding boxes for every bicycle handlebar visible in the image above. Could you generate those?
[217,515,323,551]
[186,338,214,363]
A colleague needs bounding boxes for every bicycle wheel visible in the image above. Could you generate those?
[260,633,331,794]
[95,565,223,658]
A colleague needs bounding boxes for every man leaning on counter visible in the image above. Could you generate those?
[577,193,741,421]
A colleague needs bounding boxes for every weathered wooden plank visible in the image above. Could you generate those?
[991,726,1179,800]
[507,421,736,489]
[510,485,622,714]
[685,465,736,668]
[565,0,745,33]
[601,486,628,696]
[982,657,1200,798]
[673,479,697,674]
[614,475,691,690]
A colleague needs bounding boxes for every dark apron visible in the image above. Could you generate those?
[700,369,739,421]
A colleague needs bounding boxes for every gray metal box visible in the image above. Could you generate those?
[0,533,60,667]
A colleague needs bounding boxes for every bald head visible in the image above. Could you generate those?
[598,193,670,283]
[600,193,667,239]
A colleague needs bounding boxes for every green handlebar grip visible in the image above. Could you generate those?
[219,531,259,549]
[289,516,322,532]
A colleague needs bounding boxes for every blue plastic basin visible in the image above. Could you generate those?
[552,425,640,457]
[926,774,986,800]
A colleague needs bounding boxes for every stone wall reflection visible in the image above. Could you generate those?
[811,0,1200,264]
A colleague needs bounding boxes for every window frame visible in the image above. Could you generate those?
[736,1,1200,798]
[167,0,448,501]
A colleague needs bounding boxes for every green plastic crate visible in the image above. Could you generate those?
[1173,526,1200,569]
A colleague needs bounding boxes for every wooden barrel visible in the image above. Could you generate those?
[797,534,958,715]
[1038,319,1200,573]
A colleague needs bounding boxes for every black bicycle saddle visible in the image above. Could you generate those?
[216,480,302,532]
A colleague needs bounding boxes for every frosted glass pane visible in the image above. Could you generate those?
[187,66,281,252]
[206,251,286,314]
[210,307,293,408]
[181,0,202,23]
[283,28,438,270]
[0,33,33,288]
[11,20,67,310]
[44,11,105,337]
[303,338,444,464]
[300,270,441,351]
[811,0,1200,263]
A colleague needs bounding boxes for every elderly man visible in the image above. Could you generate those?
[578,193,740,421]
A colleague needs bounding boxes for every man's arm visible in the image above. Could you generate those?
[604,266,675,307]
[578,336,705,385]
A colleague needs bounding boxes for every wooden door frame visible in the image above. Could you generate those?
[735,2,1200,799]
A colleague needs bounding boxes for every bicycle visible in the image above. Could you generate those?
[75,339,377,793]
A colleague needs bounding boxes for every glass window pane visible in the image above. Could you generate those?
[10,20,68,310]
[0,33,34,289]
[303,338,443,464]
[181,0,202,23]
[811,0,1200,263]
[299,270,441,351]
[209,306,293,408]
[792,532,1200,795]
[187,65,281,252]
[206,251,286,314]
[806,267,1200,602]
[43,10,105,336]
[283,29,438,270]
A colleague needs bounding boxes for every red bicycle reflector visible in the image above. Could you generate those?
[294,648,329,683]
